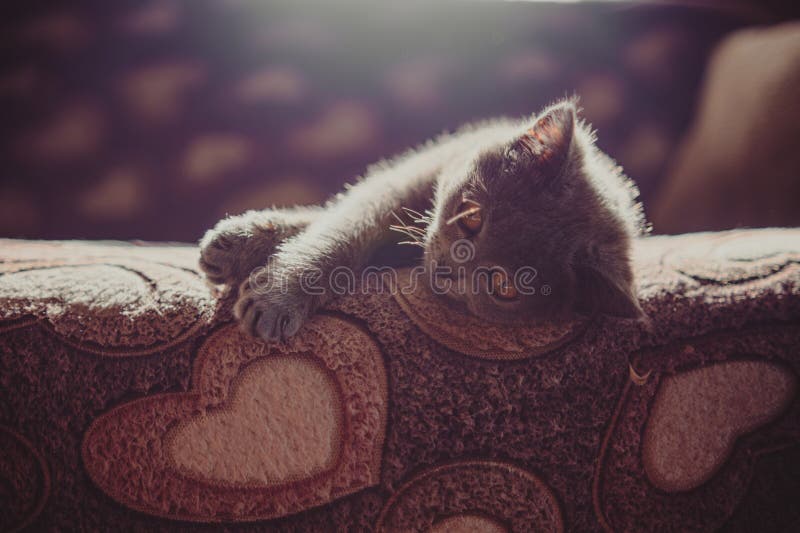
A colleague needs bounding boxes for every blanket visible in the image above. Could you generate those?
[1,229,799,532]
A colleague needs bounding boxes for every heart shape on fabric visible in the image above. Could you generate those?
[643,360,797,492]
[82,316,387,522]
[167,355,341,486]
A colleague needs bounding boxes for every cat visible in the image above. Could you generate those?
[199,99,648,341]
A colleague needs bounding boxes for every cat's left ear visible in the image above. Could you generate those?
[517,102,576,177]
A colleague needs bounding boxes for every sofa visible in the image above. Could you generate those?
[1,228,799,531]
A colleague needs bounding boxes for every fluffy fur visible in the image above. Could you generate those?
[200,99,647,341]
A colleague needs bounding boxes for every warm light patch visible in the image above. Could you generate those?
[26,104,104,159]
[121,63,205,122]
[78,167,147,220]
[288,101,379,157]
[219,178,326,216]
[235,66,307,104]
[182,133,252,183]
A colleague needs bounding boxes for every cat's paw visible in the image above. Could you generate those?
[233,273,316,342]
[198,214,278,286]
[199,227,246,286]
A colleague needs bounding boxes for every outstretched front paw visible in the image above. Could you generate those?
[198,214,277,286]
[199,227,246,286]
[233,272,317,342]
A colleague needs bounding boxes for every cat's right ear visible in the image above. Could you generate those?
[515,102,576,178]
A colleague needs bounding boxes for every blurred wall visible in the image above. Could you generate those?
[0,0,778,241]
[652,21,800,232]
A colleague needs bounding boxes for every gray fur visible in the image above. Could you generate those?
[200,99,647,341]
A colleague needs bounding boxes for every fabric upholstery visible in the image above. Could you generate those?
[1,229,799,531]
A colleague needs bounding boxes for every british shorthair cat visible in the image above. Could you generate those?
[199,99,647,341]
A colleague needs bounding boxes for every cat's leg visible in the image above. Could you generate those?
[236,166,440,341]
[199,206,322,286]
[234,125,495,341]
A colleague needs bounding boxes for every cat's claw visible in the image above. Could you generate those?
[234,278,313,342]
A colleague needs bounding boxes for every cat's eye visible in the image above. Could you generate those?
[453,200,483,234]
[491,270,518,300]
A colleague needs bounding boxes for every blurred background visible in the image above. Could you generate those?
[1,0,798,242]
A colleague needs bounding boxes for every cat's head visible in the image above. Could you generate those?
[423,99,646,323]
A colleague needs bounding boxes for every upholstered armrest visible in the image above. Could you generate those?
[1,229,799,532]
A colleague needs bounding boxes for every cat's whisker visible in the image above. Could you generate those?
[400,206,424,219]
[400,206,432,226]
[395,207,431,228]
[390,210,410,228]
[389,224,423,243]
[397,240,425,248]
[401,225,426,236]
[390,210,428,243]
[388,224,412,234]
[446,206,481,226]
[388,224,411,235]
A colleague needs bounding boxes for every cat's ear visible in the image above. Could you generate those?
[517,102,576,176]
[573,263,644,319]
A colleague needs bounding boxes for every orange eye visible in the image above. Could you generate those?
[455,200,483,234]
[492,270,518,300]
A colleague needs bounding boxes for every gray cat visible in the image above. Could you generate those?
[199,99,647,341]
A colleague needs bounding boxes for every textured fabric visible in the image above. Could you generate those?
[0,228,799,531]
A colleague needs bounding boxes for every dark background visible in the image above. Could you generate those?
[0,0,797,242]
